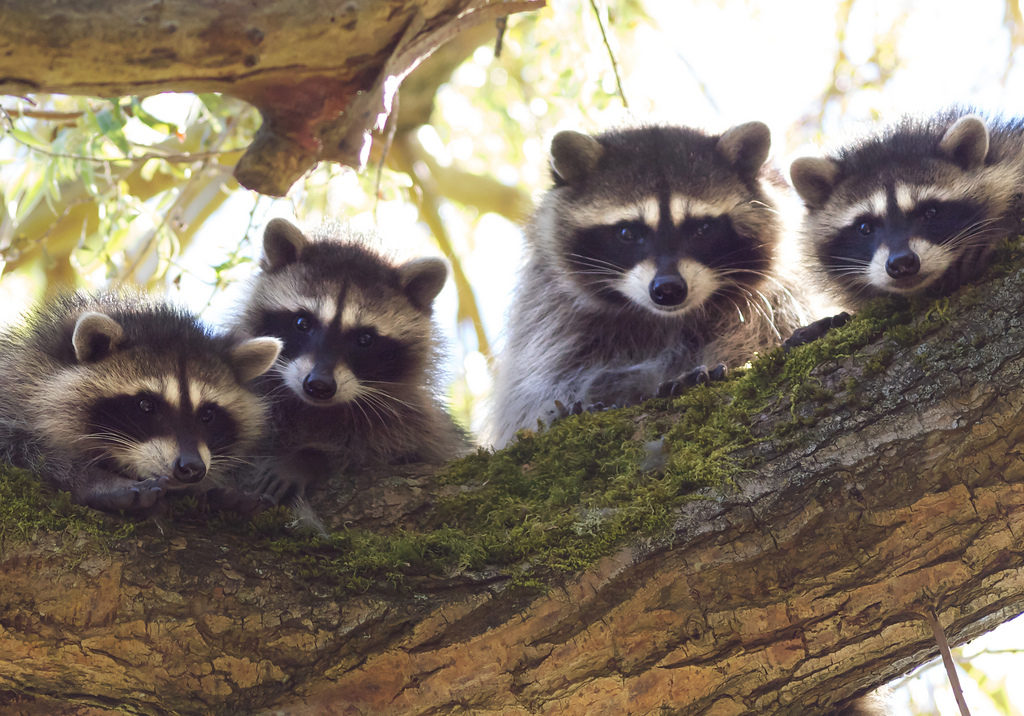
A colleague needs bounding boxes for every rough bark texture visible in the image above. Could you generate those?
[5,258,1024,713]
[0,0,543,195]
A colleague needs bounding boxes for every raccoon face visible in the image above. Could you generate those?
[262,305,416,406]
[815,189,985,294]
[55,311,280,487]
[542,123,779,318]
[566,207,770,317]
[792,115,1002,298]
[87,389,237,485]
[248,220,447,408]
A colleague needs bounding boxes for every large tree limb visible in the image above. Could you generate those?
[4,255,1024,713]
[0,0,544,196]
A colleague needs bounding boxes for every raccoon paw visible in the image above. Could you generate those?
[551,399,584,419]
[87,475,168,512]
[783,312,851,349]
[656,363,727,398]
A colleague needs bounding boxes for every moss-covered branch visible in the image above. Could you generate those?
[6,247,1024,713]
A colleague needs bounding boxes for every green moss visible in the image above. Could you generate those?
[0,465,135,550]
[6,239,1024,594]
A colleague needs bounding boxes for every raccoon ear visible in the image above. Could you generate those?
[229,336,283,382]
[399,257,448,310]
[790,157,840,209]
[262,219,310,271]
[717,121,771,178]
[939,115,989,171]
[72,312,124,363]
[550,130,604,184]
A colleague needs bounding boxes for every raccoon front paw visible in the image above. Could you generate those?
[656,363,728,398]
[783,312,852,349]
[87,475,169,512]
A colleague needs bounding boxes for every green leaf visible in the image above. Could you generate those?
[128,97,178,136]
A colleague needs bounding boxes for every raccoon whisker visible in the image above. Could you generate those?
[825,255,873,268]
[827,267,875,278]
[356,390,403,417]
[567,253,626,272]
[746,199,779,213]
[944,223,1004,250]
[721,285,776,330]
[75,431,140,451]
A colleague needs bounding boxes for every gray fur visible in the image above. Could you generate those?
[488,123,811,447]
[228,220,468,503]
[791,108,1024,310]
[550,130,605,184]
[0,292,279,513]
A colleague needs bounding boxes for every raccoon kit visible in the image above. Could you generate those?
[230,219,467,502]
[489,122,809,447]
[791,110,1024,310]
[0,293,282,513]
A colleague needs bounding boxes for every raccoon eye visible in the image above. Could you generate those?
[857,220,874,236]
[198,406,216,424]
[356,331,375,347]
[694,222,713,238]
[617,226,643,244]
[922,206,938,220]
[294,314,312,333]
[138,398,156,414]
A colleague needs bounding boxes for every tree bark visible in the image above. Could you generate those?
[4,254,1024,713]
[0,0,544,196]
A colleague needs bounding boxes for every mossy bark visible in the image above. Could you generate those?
[5,256,1024,714]
[0,0,543,196]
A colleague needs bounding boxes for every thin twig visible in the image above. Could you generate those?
[3,131,240,165]
[925,609,972,716]
[588,0,629,108]
[494,16,508,58]
[0,108,86,121]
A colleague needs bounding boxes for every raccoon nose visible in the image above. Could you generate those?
[303,373,337,400]
[649,275,688,307]
[886,250,921,279]
[173,456,207,484]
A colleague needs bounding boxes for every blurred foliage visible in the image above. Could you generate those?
[3,0,1024,712]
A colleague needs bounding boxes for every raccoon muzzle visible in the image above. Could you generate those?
[885,248,921,279]
[303,364,337,401]
[649,271,688,307]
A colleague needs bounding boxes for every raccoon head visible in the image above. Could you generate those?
[791,114,1009,302]
[247,219,445,409]
[539,122,780,319]
[57,310,280,487]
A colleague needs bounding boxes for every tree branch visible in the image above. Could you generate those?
[0,0,544,196]
[5,250,1024,712]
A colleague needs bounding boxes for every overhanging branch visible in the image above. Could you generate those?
[0,0,545,196]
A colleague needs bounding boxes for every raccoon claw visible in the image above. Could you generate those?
[134,476,169,509]
[656,363,728,398]
[783,312,852,349]
[87,475,168,512]
[656,381,682,398]
[708,363,728,382]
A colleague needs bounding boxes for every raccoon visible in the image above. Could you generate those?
[230,219,468,502]
[790,110,1024,311]
[488,122,811,447]
[0,293,282,513]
